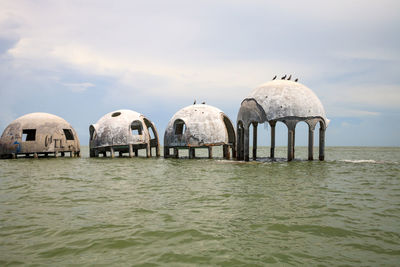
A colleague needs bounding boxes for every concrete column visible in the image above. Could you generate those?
[103,151,106,157]
[119,151,123,157]
[156,144,160,157]
[189,147,195,159]
[129,144,134,158]
[146,143,151,158]
[231,143,236,159]
[253,122,258,160]
[293,128,296,159]
[226,145,231,159]
[319,127,325,161]
[208,146,213,159]
[308,128,314,160]
[287,128,294,161]
[270,121,276,158]
[164,146,170,158]
[61,152,65,157]
[11,153,16,159]
[34,152,38,159]
[54,152,58,158]
[244,124,250,161]
[223,144,227,158]
[174,148,179,158]
[135,149,139,157]
[110,147,115,158]
[71,151,75,157]
[77,151,80,158]
[236,125,242,160]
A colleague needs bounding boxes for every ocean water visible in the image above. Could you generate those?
[0,146,399,266]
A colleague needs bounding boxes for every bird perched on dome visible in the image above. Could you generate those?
[281,74,287,80]
[272,75,277,80]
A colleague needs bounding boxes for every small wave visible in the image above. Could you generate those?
[341,159,382,164]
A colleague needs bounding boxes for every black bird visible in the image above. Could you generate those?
[281,74,287,80]
[294,78,298,82]
[272,75,277,80]
[287,75,292,80]
[202,101,206,104]
[193,100,196,105]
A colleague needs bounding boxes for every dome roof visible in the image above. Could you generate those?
[93,109,142,131]
[243,80,327,122]
[8,112,74,128]
[164,104,235,147]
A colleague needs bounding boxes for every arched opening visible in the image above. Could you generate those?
[143,118,156,140]
[174,119,186,135]
[295,121,309,159]
[223,115,236,159]
[131,120,143,135]
[143,118,160,157]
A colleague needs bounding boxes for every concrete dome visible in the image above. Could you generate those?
[164,104,235,147]
[238,80,328,125]
[89,109,160,157]
[0,112,80,158]
[236,80,328,162]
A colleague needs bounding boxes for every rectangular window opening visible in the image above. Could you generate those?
[63,129,75,140]
[22,129,36,141]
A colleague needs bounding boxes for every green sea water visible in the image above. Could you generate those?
[1,146,399,266]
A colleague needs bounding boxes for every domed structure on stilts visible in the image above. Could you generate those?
[164,104,236,159]
[0,112,80,159]
[89,109,160,158]
[236,80,329,161]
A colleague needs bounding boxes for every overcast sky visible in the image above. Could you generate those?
[1,0,399,146]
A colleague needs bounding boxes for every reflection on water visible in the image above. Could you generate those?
[0,147,399,265]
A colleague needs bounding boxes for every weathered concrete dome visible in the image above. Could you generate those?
[237,80,328,124]
[236,80,328,162]
[89,109,160,158]
[164,104,236,159]
[0,112,80,158]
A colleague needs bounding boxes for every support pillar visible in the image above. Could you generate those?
[129,144,134,158]
[61,152,65,157]
[244,124,250,161]
[119,151,123,157]
[231,143,236,159]
[253,122,258,160]
[237,126,242,160]
[54,152,58,158]
[287,129,294,161]
[11,153,16,159]
[156,144,160,157]
[34,152,38,159]
[103,151,106,157]
[189,147,195,159]
[135,149,139,157]
[285,121,297,161]
[319,127,325,161]
[308,128,314,160]
[110,147,115,158]
[146,143,151,158]
[164,146,169,158]
[208,146,212,159]
[174,148,179,158]
[270,121,276,159]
